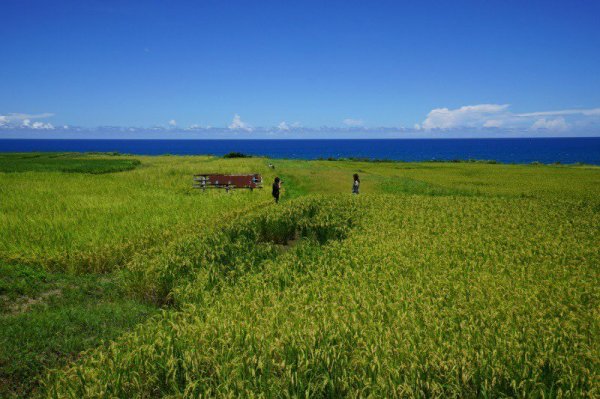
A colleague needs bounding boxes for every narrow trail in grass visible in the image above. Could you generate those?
[0,264,157,398]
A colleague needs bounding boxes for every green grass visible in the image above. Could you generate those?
[0,263,156,398]
[0,153,599,398]
[0,153,141,173]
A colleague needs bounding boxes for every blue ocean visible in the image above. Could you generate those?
[1,138,600,165]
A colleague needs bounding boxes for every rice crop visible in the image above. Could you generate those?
[0,155,273,273]
[1,154,598,397]
[44,194,599,397]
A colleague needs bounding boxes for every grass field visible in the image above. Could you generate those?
[0,153,598,397]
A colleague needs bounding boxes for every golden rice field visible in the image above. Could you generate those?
[0,153,599,397]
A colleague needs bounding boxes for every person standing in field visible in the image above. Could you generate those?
[272,177,281,203]
[352,173,360,194]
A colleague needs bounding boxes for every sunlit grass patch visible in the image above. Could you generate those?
[379,176,480,196]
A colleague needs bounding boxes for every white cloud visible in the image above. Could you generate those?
[185,124,213,130]
[531,117,568,131]
[168,119,177,127]
[483,119,502,128]
[277,121,290,131]
[343,118,363,127]
[421,104,510,130]
[419,104,599,131]
[518,107,600,117]
[31,121,54,129]
[14,118,54,129]
[228,114,252,131]
[9,112,54,120]
[0,112,55,129]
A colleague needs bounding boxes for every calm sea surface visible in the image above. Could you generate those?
[1,138,599,165]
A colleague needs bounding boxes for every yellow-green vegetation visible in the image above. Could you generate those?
[0,153,272,273]
[0,153,599,397]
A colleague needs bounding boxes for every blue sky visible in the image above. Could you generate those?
[1,0,600,138]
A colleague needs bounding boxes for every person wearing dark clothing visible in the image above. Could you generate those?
[352,173,360,194]
[272,177,281,203]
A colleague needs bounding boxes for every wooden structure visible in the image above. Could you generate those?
[193,174,263,191]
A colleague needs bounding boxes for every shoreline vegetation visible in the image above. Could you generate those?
[2,152,598,171]
[0,152,598,397]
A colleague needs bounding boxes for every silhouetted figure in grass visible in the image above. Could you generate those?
[352,173,360,194]
[272,177,282,203]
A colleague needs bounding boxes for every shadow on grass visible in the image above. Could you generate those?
[0,153,140,174]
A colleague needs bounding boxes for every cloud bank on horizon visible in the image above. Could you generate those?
[0,113,57,130]
[1,105,600,138]
[415,104,600,131]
